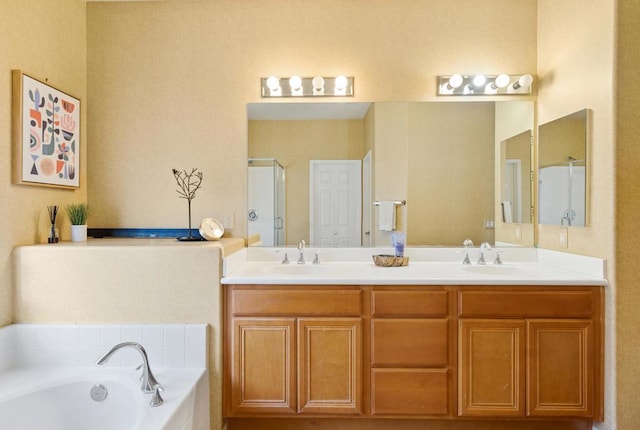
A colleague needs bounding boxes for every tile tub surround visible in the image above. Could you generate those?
[0,323,207,372]
[0,323,210,430]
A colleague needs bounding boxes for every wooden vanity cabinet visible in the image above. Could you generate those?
[224,286,363,417]
[457,287,603,421]
[224,284,604,426]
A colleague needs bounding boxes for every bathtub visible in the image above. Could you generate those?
[0,324,210,430]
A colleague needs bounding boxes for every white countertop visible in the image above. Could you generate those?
[221,247,608,286]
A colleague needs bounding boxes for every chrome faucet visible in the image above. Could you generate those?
[281,252,290,264]
[97,342,164,407]
[461,239,473,264]
[297,240,306,264]
[478,242,492,265]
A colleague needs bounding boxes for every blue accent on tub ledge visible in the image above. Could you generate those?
[88,228,205,240]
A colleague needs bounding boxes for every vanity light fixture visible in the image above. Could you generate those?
[261,75,354,97]
[437,74,534,96]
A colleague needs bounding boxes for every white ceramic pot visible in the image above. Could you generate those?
[70,225,87,242]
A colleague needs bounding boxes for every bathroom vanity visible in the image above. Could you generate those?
[221,247,606,430]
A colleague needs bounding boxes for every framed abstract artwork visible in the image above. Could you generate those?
[12,70,80,188]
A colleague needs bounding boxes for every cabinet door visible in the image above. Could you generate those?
[458,319,526,417]
[528,319,593,417]
[297,318,362,415]
[231,318,296,415]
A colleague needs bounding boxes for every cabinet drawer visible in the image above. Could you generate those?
[372,290,449,317]
[458,290,595,318]
[231,288,362,316]
[371,368,449,415]
[372,319,448,366]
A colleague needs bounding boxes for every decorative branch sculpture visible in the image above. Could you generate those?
[172,168,204,241]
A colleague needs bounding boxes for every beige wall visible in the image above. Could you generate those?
[0,0,87,326]
[371,103,410,246]
[616,1,640,429]
[537,0,615,256]
[407,102,495,246]
[537,1,616,429]
[86,0,536,237]
[248,119,364,245]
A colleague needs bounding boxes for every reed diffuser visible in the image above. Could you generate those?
[47,205,59,243]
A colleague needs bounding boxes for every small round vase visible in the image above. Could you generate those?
[70,225,87,242]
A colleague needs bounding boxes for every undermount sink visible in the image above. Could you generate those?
[462,265,534,276]
[265,264,328,275]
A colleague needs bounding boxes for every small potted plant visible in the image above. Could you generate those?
[65,203,91,242]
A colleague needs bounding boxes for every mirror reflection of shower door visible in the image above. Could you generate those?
[538,165,585,226]
[362,151,372,246]
[538,109,590,227]
[504,160,522,223]
[309,160,361,247]
[248,159,286,246]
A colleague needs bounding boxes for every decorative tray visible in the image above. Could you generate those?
[372,254,410,267]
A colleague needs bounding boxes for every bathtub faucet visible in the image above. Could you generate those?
[96,342,164,407]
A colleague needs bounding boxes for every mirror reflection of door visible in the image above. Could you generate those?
[500,130,532,225]
[309,160,361,247]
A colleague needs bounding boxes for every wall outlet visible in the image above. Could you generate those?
[558,227,568,248]
[484,219,495,229]
[515,225,522,241]
[223,213,235,230]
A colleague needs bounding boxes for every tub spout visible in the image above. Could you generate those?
[97,342,163,406]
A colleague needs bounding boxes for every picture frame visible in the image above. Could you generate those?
[12,70,81,188]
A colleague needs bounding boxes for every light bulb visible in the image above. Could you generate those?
[289,75,302,91]
[312,76,325,91]
[266,76,280,91]
[494,74,510,88]
[484,82,498,94]
[448,74,463,89]
[472,74,487,88]
[447,74,463,90]
[513,74,533,89]
[335,75,348,91]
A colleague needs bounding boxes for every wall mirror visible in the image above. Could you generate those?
[247,101,535,247]
[500,130,533,224]
[538,109,590,227]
